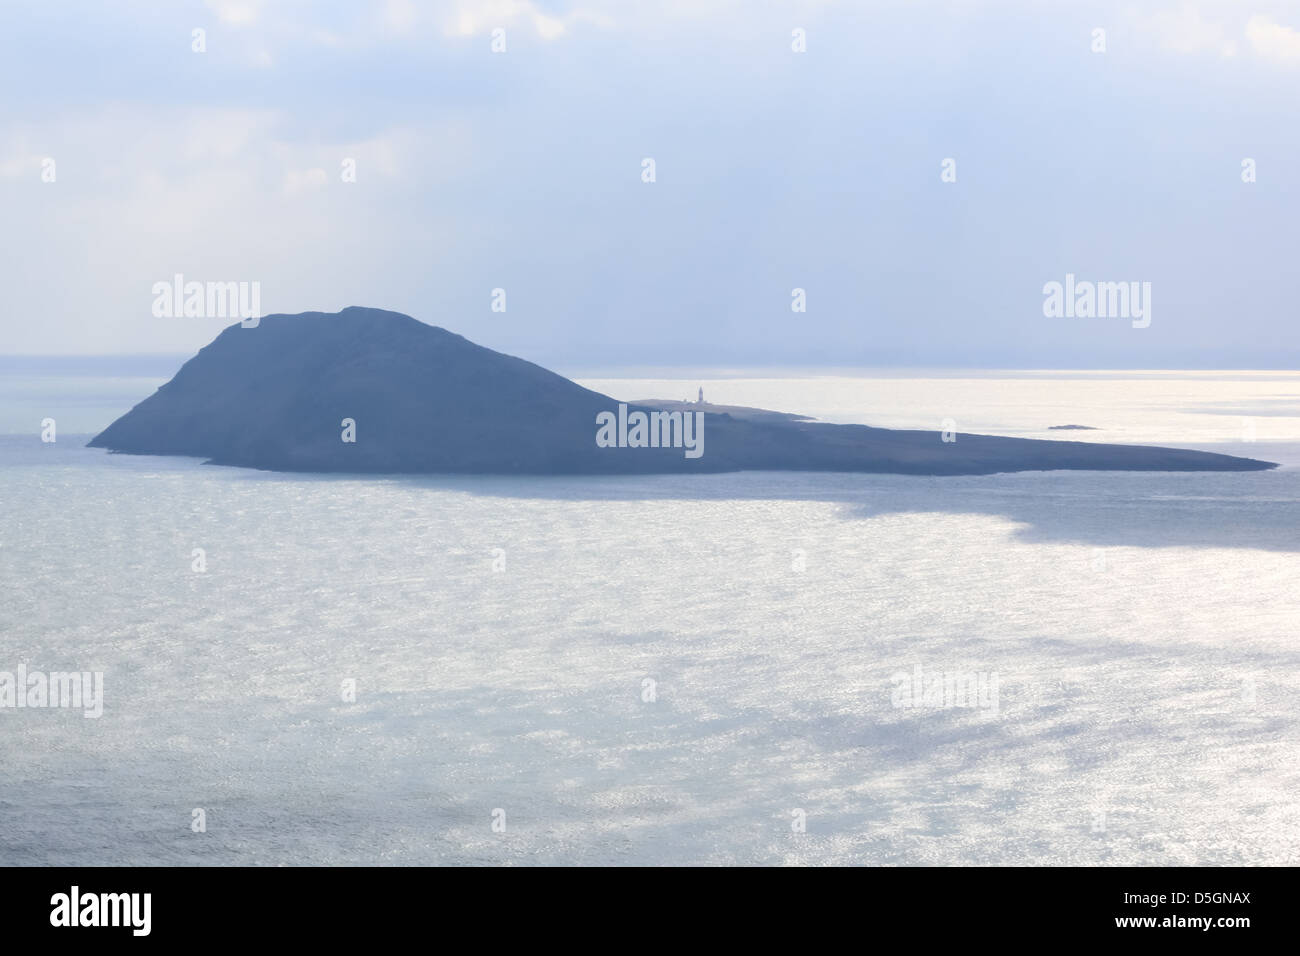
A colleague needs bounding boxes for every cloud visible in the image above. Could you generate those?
[284,167,329,193]
[0,134,42,180]
[1137,5,1234,56]
[439,0,613,40]
[1245,14,1300,61]
[381,0,420,32]
[1132,5,1300,63]
[204,0,264,27]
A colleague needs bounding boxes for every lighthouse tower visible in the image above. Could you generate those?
[698,387,704,404]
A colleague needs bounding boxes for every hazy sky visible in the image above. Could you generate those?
[1,0,1298,367]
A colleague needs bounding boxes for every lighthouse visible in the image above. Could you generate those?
[698,387,704,404]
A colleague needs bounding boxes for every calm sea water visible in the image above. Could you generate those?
[1,370,1297,865]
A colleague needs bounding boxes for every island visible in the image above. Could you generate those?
[88,307,1277,476]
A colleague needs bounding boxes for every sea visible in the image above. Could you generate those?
[1,366,1297,865]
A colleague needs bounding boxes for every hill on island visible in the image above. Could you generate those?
[89,307,1277,476]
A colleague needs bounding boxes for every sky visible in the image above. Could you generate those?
[1,0,1298,368]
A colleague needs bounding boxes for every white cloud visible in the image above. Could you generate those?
[284,167,329,194]
[0,135,42,180]
[204,0,264,27]
[533,12,567,40]
[1133,5,1300,63]
[1148,8,1228,54]
[439,0,616,40]
[1245,14,1300,61]
[380,0,420,32]
[0,103,474,352]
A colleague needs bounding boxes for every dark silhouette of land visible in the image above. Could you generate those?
[88,308,1278,475]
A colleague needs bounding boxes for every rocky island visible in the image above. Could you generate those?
[88,308,1277,476]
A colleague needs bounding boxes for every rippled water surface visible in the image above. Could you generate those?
[1,371,1297,865]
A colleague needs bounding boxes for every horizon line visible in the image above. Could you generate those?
[2,354,1299,376]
